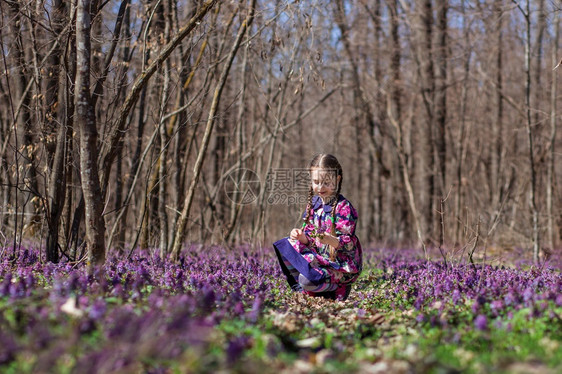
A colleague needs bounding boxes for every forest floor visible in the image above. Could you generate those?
[0,244,561,373]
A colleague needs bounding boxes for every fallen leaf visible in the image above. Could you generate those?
[296,336,321,348]
[60,296,84,317]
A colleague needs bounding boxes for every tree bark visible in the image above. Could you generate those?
[224,31,250,244]
[390,0,410,241]
[371,0,384,242]
[514,0,540,263]
[62,5,78,260]
[490,0,506,220]
[420,0,435,239]
[76,0,106,266]
[44,0,66,162]
[532,0,546,128]
[8,1,40,238]
[44,0,69,263]
[547,15,559,248]
[455,0,473,244]
[158,0,174,257]
[45,121,68,263]
[435,1,448,202]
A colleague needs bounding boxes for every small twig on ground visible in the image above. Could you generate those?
[71,251,89,270]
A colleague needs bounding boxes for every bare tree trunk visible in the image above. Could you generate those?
[124,3,156,251]
[45,119,68,263]
[8,1,40,238]
[112,2,132,251]
[532,0,546,128]
[455,0,472,244]
[44,0,66,162]
[224,33,250,244]
[158,0,174,257]
[547,16,559,249]
[390,0,410,242]
[44,0,68,263]
[369,0,384,242]
[140,153,161,249]
[168,0,199,247]
[513,0,539,263]
[62,7,78,259]
[524,0,538,263]
[0,104,11,233]
[76,0,106,266]
[435,1,448,204]
[158,121,170,256]
[171,0,256,260]
[489,0,506,234]
[0,69,11,233]
[422,0,435,239]
[139,0,167,250]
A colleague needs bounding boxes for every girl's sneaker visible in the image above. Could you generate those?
[335,284,351,301]
[291,283,304,292]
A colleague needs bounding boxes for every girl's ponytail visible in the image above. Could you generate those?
[302,186,314,229]
[328,176,342,261]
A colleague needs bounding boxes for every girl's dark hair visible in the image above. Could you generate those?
[302,154,343,261]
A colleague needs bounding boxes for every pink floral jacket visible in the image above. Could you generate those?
[290,194,362,285]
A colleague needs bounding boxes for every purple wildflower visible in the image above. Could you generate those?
[226,335,251,364]
[474,315,487,331]
[452,289,461,305]
[89,299,107,320]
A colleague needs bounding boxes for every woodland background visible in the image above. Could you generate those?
[0,0,560,265]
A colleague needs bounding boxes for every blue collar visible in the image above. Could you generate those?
[311,195,341,213]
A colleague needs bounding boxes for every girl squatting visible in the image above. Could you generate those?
[273,154,363,301]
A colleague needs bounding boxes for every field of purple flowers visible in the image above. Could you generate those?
[0,244,561,373]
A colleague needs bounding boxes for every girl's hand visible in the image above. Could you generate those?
[290,229,308,244]
[317,233,339,248]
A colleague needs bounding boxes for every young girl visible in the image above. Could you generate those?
[273,154,362,301]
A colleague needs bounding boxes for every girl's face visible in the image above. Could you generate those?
[311,168,340,199]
